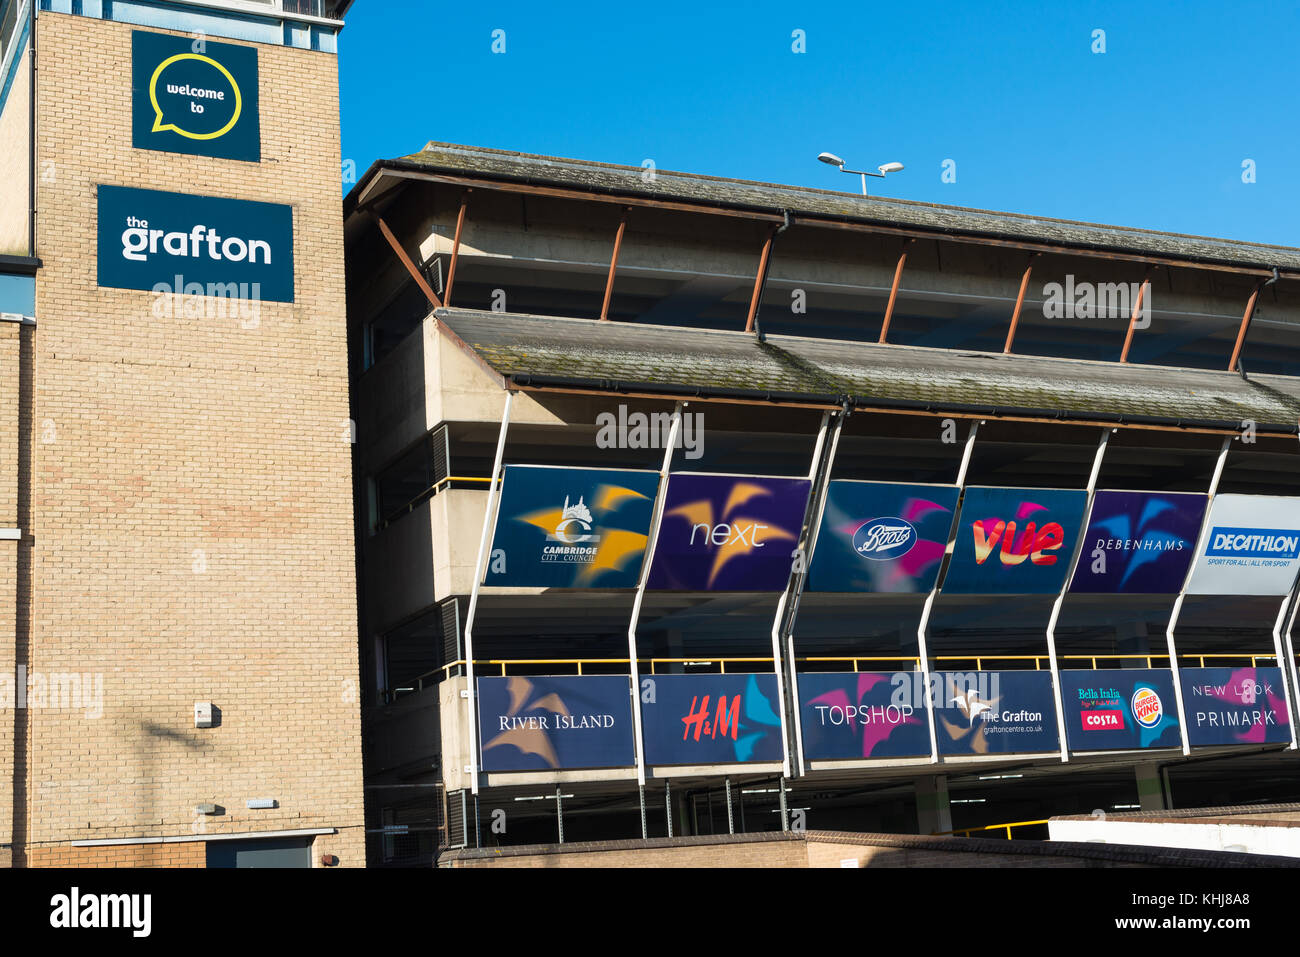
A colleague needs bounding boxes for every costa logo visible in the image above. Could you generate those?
[852,518,917,561]
[1082,710,1125,730]
[1131,687,1164,729]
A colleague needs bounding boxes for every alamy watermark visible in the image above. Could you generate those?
[595,404,704,460]
[0,666,103,718]
[1042,274,1150,327]
[151,274,260,327]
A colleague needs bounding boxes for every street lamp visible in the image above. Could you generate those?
[817,151,904,196]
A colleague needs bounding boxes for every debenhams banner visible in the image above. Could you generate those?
[486,465,660,588]
[1069,490,1206,594]
[1185,494,1300,595]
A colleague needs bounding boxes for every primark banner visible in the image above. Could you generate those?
[1181,667,1291,747]
[934,671,1059,755]
[1060,669,1181,752]
[941,486,1088,595]
[798,672,930,761]
[1069,490,1206,594]
[486,465,660,588]
[641,673,784,765]
[646,474,811,591]
[1185,494,1300,596]
[478,675,635,772]
[806,481,959,593]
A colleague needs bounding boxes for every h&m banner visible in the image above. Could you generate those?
[798,672,930,761]
[806,481,959,593]
[1069,490,1206,594]
[941,486,1088,595]
[641,673,784,765]
[1181,667,1291,747]
[934,671,1059,755]
[646,474,811,591]
[1060,669,1181,752]
[1185,494,1300,596]
[486,465,660,588]
[477,675,635,772]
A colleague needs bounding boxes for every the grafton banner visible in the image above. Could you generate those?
[477,675,634,772]
[97,185,295,302]
[934,671,1059,755]
[486,465,660,588]
[1060,669,1181,752]
[132,30,261,162]
[1181,668,1291,747]
[641,673,783,765]
[646,474,811,591]
[1069,490,1207,594]
[806,481,959,593]
[941,486,1088,594]
[1185,494,1300,596]
[798,672,929,761]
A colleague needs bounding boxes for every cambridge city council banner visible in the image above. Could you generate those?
[646,473,812,591]
[805,481,960,593]
[1184,493,1300,595]
[640,673,784,765]
[940,486,1088,595]
[477,675,635,772]
[1068,490,1207,593]
[485,465,660,588]
[1180,667,1291,747]
[1059,669,1181,752]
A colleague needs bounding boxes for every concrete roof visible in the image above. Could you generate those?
[436,308,1300,433]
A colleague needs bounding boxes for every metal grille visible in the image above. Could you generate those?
[441,597,462,674]
[431,425,450,487]
[445,789,468,850]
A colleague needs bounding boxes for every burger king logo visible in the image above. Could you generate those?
[1130,687,1163,729]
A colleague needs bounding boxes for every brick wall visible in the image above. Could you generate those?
[28,840,206,868]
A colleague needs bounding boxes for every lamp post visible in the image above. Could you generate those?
[817,151,904,196]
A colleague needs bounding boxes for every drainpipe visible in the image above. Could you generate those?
[747,209,791,341]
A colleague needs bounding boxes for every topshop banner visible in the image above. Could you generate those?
[1181,667,1291,747]
[941,486,1088,595]
[646,474,811,591]
[477,675,635,772]
[806,481,959,593]
[486,465,660,588]
[798,672,929,761]
[1069,491,1206,594]
[934,671,1059,756]
[1185,494,1300,596]
[641,673,784,765]
[1060,669,1181,752]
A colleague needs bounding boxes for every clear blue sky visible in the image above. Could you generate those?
[339,0,1299,247]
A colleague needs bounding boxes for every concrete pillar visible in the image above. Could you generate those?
[1135,763,1167,811]
[915,775,952,834]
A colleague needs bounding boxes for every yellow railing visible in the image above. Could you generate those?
[934,819,1050,840]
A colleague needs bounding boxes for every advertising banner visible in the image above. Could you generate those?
[1069,491,1206,594]
[641,673,783,765]
[1185,494,1300,596]
[477,675,634,772]
[934,671,1059,755]
[97,185,295,302]
[806,481,959,593]
[1060,669,1181,751]
[1181,667,1291,747]
[798,672,930,761]
[941,486,1088,595]
[646,474,811,591]
[132,30,261,162]
[486,465,660,588]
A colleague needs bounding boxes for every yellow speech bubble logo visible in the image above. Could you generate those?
[149,53,242,141]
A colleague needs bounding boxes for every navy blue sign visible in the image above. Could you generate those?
[132,30,260,162]
[935,671,1059,755]
[97,185,294,302]
[1181,667,1291,747]
[641,673,783,765]
[478,675,634,772]
[798,672,929,760]
[1069,491,1206,594]
[1060,669,1181,752]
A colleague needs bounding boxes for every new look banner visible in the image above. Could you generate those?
[1185,494,1300,596]
[1069,491,1206,594]
[1181,667,1291,747]
[1059,669,1181,752]
[478,675,635,772]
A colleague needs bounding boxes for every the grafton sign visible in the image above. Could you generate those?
[934,671,1058,756]
[1185,494,1300,595]
[97,185,295,302]
[132,30,261,162]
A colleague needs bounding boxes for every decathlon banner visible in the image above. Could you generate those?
[646,474,811,591]
[486,465,660,588]
[132,30,261,162]
[1181,667,1291,747]
[941,486,1088,595]
[1060,670,1181,752]
[934,671,1059,755]
[478,675,635,772]
[798,672,929,761]
[806,481,959,593]
[1185,494,1300,595]
[97,185,295,302]
[641,673,784,765]
[1069,490,1206,594]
